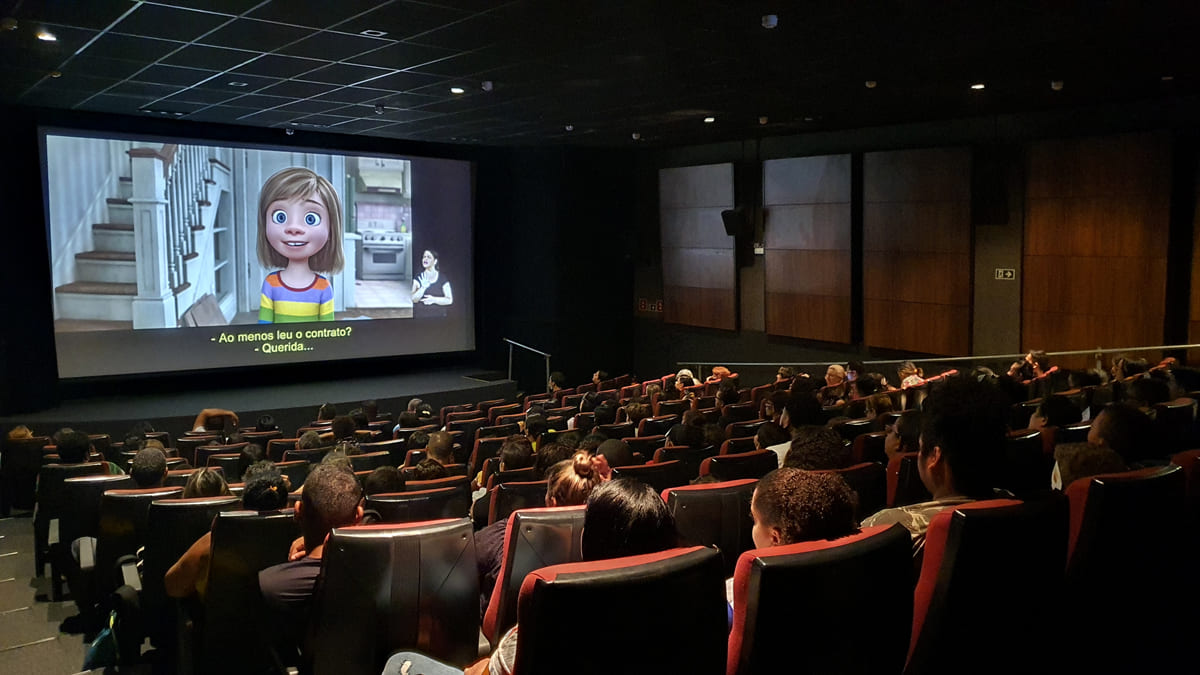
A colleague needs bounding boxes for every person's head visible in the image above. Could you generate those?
[416,403,435,420]
[824,364,846,387]
[885,410,923,459]
[335,439,361,456]
[243,473,289,511]
[1053,442,1128,490]
[426,431,453,464]
[361,400,379,421]
[525,414,549,441]
[330,415,357,441]
[350,410,370,430]
[8,424,33,440]
[644,383,663,401]
[396,411,421,429]
[624,401,650,425]
[764,390,789,421]
[897,361,922,380]
[1112,356,1149,380]
[675,374,695,391]
[255,414,277,432]
[777,366,794,382]
[363,466,404,495]
[321,450,354,473]
[408,430,431,451]
[593,401,617,426]
[55,430,91,463]
[592,370,608,387]
[676,368,695,381]
[298,430,323,450]
[846,360,867,380]
[420,249,439,271]
[123,433,146,453]
[241,460,281,485]
[317,403,337,421]
[581,478,677,561]
[782,393,823,430]
[548,371,566,394]
[257,167,344,274]
[557,431,583,451]
[545,451,604,506]
[667,423,706,449]
[751,469,858,548]
[852,373,879,398]
[918,375,1008,499]
[1026,350,1050,374]
[297,463,362,549]
[499,435,534,471]
[716,382,739,407]
[131,447,168,488]
[1029,396,1083,430]
[754,422,791,451]
[578,434,606,454]
[238,444,266,481]
[579,392,599,414]
[183,468,231,499]
[1128,377,1171,408]
[406,397,423,413]
[595,439,633,469]
[702,423,725,449]
[710,366,731,381]
[784,426,851,470]
[411,458,449,481]
[681,409,704,428]
[1088,404,1156,463]
[534,442,575,479]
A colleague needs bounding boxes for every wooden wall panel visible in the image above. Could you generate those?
[659,164,736,330]
[762,155,851,343]
[863,148,972,355]
[1023,133,1170,364]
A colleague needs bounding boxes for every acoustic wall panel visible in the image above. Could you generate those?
[762,155,852,343]
[659,164,736,330]
[863,148,972,355]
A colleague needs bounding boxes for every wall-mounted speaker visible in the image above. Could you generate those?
[721,208,752,238]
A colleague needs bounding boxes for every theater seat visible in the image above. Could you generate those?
[728,524,912,675]
[726,419,768,439]
[1001,429,1047,495]
[699,450,777,482]
[513,546,726,675]
[906,498,1067,675]
[654,445,719,480]
[488,480,548,525]
[663,479,756,576]
[611,459,690,493]
[623,434,666,458]
[308,519,480,672]
[92,487,184,597]
[274,460,311,489]
[720,437,757,455]
[851,431,887,464]
[348,450,390,472]
[637,414,680,437]
[367,488,470,524]
[34,461,107,577]
[886,452,931,507]
[360,438,406,465]
[50,474,135,600]
[817,462,886,520]
[482,505,586,646]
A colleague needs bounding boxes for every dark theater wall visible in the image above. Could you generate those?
[1022,132,1171,368]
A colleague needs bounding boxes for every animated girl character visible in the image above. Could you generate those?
[256,167,344,323]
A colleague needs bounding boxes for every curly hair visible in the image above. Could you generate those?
[753,468,858,544]
[783,426,852,470]
[545,451,603,506]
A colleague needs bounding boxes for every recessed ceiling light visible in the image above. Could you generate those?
[564,124,574,131]
[803,116,814,122]
[703,116,715,123]
[970,83,986,90]
[865,80,877,88]
[36,29,56,41]
[631,132,641,140]
[1050,80,1063,91]
[1162,75,1174,81]
[359,29,387,37]
[228,81,248,87]
[450,86,465,95]
[49,70,61,78]
[481,80,493,92]
[761,14,778,29]
[758,116,768,125]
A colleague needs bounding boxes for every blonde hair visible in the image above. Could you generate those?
[545,451,602,506]
[256,167,344,274]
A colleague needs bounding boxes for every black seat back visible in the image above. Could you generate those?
[488,480,549,525]
[95,487,184,593]
[665,479,757,576]
[59,474,136,544]
[366,488,471,524]
[611,460,691,494]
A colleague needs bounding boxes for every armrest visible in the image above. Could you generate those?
[76,537,96,573]
[119,557,141,592]
[48,518,60,546]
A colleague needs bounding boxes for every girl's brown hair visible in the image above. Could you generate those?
[256,167,344,274]
[545,450,602,507]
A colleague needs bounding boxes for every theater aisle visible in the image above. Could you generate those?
[0,515,89,673]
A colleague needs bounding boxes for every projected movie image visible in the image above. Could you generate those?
[43,131,474,378]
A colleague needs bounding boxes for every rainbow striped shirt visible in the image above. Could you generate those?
[258,272,334,323]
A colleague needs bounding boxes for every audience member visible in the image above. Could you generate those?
[594,438,634,469]
[1008,350,1050,381]
[1028,396,1083,430]
[525,414,549,448]
[1087,403,1158,464]
[297,431,323,450]
[817,365,847,407]
[411,458,449,481]
[54,430,91,464]
[361,399,380,422]
[707,365,732,383]
[1051,442,1127,490]
[667,423,706,449]
[499,437,534,473]
[1128,377,1171,410]
[754,422,791,466]
[395,411,421,429]
[624,401,650,427]
[1111,355,1149,381]
[260,464,363,651]
[762,390,789,425]
[783,426,852,470]
[238,444,266,482]
[593,401,617,426]
[130,448,168,488]
[330,415,357,442]
[702,423,725,449]
[316,403,337,421]
[407,430,431,452]
[183,467,231,498]
[547,371,566,396]
[320,450,354,473]
[192,407,238,434]
[776,366,795,383]
[751,468,858,548]
[860,376,1007,555]
[592,370,609,388]
[533,442,575,479]
[255,414,278,432]
[363,466,404,495]
[885,410,923,462]
[426,431,454,465]
[8,424,34,440]
[898,361,925,389]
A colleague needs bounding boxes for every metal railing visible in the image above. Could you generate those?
[680,343,1196,377]
[504,338,551,385]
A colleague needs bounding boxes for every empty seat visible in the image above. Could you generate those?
[50,474,135,600]
[265,438,298,462]
[851,431,888,464]
[440,403,475,426]
[728,524,912,675]
[34,461,107,576]
[663,478,756,576]
[206,453,243,479]
[721,402,759,425]
[595,422,635,440]
[476,422,520,442]
[308,519,480,672]
[488,403,522,424]
[481,505,586,646]
[360,438,407,466]
[612,460,690,493]
[833,417,875,442]
[176,435,220,466]
[906,498,1067,675]
[1,435,52,512]
[368,487,470,524]
[699,450,777,482]
[512,546,726,675]
[656,398,692,417]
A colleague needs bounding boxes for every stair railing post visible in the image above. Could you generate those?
[127,147,176,329]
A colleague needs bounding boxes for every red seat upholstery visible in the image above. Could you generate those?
[611,460,691,494]
[728,524,912,675]
[1063,465,1187,672]
[750,382,775,408]
[662,478,756,576]
[886,452,931,507]
[402,448,427,467]
[439,403,474,426]
[851,431,888,464]
[515,547,726,675]
[469,436,507,477]
[1170,449,1200,523]
[446,417,488,440]
[699,450,777,481]
[906,498,1067,675]
[481,505,586,646]
[308,519,479,671]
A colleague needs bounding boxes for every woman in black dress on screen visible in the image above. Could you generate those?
[411,249,453,317]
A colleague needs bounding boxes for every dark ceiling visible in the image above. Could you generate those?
[1,0,1197,147]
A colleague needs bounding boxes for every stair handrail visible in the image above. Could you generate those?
[503,338,552,387]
